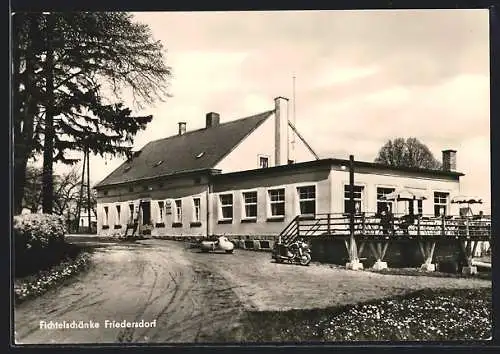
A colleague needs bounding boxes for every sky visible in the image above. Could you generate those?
[53,9,490,213]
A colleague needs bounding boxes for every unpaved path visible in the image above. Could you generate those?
[14,239,491,344]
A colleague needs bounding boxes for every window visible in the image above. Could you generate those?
[243,191,258,218]
[434,192,449,216]
[376,187,395,214]
[193,198,201,222]
[297,186,316,215]
[129,204,134,223]
[158,201,165,222]
[116,205,121,224]
[268,189,285,217]
[174,200,182,223]
[417,200,423,215]
[344,185,364,214]
[103,206,109,225]
[259,156,269,168]
[219,194,233,220]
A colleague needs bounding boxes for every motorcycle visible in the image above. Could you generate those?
[199,236,234,253]
[272,239,311,266]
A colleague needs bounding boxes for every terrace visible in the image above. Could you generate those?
[279,212,492,273]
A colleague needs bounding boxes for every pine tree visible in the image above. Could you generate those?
[13,12,171,214]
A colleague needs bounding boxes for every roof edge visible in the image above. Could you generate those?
[94,168,222,189]
[211,158,465,180]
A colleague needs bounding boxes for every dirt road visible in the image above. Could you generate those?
[14,239,491,344]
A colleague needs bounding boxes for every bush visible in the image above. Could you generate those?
[14,213,67,277]
[14,213,66,250]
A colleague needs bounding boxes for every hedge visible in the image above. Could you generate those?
[14,213,68,277]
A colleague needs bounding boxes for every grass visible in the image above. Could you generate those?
[367,267,492,280]
[235,287,492,342]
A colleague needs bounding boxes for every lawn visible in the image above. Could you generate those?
[236,287,492,342]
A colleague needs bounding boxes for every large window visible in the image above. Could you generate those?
[158,201,165,222]
[243,191,258,218]
[115,205,121,224]
[297,186,316,215]
[174,200,182,223]
[219,194,233,220]
[129,204,134,223]
[344,185,364,214]
[417,200,423,215]
[376,187,395,214]
[103,206,109,225]
[434,192,449,216]
[268,189,285,217]
[193,198,201,222]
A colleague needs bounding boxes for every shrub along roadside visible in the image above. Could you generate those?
[14,213,68,277]
[13,213,93,303]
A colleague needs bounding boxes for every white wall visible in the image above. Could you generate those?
[214,112,317,173]
[214,115,275,173]
[330,167,461,215]
[289,129,317,164]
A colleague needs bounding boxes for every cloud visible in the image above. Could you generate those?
[63,10,490,211]
[312,65,380,87]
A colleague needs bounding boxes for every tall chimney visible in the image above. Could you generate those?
[178,122,186,135]
[442,149,457,171]
[206,112,220,128]
[274,96,289,166]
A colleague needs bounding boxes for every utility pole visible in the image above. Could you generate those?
[76,150,86,233]
[346,154,363,270]
[86,147,91,233]
[291,75,296,163]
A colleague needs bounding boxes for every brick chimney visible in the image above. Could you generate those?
[274,96,289,166]
[178,122,186,135]
[442,149,457,172]
[206,112,220,128]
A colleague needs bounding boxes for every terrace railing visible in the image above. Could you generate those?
[293,213,492,241]
[279,215,300,246]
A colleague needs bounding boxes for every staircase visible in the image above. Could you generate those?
[125,220,139,237]
[278,215,300,246]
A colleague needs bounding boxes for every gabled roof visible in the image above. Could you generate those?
[95,110,274,188]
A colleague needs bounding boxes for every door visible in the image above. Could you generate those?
[142,201,151,225]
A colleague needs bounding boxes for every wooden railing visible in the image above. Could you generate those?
[279,215,300,246]
[293,213,492,240]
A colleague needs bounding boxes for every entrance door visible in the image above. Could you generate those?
[142,201,151,225]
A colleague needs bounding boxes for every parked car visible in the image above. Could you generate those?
[199,236,234,253]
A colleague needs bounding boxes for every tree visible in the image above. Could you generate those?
[374,137,442,169]
[12,12,171,214]
[22,164,83,219]
[22,165,44,213]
